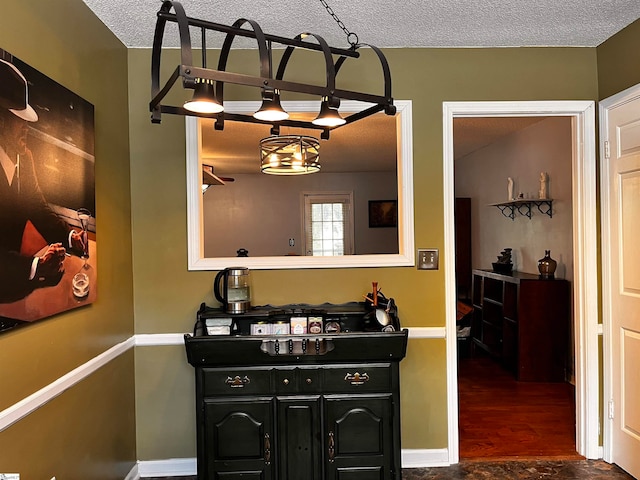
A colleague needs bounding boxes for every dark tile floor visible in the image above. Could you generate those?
[403,459,633,479]
[147,459,633,479]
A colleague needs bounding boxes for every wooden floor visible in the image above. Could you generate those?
[458,352,580,460]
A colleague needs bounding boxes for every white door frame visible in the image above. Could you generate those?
[599,82,640,464]
[442,101,599,463]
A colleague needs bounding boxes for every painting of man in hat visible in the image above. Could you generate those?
[0,51,96,327]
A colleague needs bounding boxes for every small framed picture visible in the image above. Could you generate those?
[368,200,397,228]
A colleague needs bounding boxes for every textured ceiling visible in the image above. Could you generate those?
[82,0,640,49]
[80,1,638,173]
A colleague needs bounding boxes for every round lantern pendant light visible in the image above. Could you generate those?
[260,135,320,175]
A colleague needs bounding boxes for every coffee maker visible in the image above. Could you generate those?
[214,267,252,314]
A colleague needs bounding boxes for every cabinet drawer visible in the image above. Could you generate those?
[201,367,273,396]
[323,364,392,393]
[298,367,324,393]
[274,367,324,394]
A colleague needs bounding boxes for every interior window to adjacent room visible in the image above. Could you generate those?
[303,192,354,256]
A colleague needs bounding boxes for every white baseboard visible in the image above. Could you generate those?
[136,458,197,478]
[129,450,452,478]
[123,462,140,480]
[401,448,450,467]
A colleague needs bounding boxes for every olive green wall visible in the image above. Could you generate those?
[2,1,625,470]
[129,46,599,457]
[597,18,640,100]
[0,352,136,479]
[0,1,136,478]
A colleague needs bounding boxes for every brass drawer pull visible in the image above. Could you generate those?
[328,431,335,462]
[225,375,250,388]
[264,433,271,465]
[344,372,369,385]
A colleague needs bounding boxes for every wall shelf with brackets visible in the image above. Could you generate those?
[489,199,553,220]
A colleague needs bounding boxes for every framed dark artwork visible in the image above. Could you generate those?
[369,200,397,228]
[0,48,96,333]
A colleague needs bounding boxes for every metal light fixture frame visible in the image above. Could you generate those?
[150,1,396,139]
[260,135,321,175]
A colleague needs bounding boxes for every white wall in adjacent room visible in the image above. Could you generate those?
[203,171,398,258]
[455,116,573,283]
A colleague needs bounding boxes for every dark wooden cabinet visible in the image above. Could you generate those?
[455,198,472,301]
[471,269,570,382]
[185,305,407,480]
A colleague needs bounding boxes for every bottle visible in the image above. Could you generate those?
[537,250,557,279]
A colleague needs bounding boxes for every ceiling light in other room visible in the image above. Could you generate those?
[202,164,235,193]
[260,135,320,175]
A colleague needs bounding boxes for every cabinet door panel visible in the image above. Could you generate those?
[278,396,322,480]
[324,396,393,480]
[204,398,274,480]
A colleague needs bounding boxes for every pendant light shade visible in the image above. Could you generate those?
[260,135,320,175]
[312,100,346,127]
[184,80,224,114]
[253,90,289,122]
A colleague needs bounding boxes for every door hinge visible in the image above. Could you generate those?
[604,140,610,159]
[608,399,614,419]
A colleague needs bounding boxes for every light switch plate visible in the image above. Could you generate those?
[417,249,439,270]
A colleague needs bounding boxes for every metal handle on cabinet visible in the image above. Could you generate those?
[264,433,271,465]
[283,378,290,385]
[328,431,335,463]
[344,372,369,385]
[225,375,250,388]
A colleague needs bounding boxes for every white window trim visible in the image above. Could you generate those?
[186,99,414,270]
[302,191,355,256]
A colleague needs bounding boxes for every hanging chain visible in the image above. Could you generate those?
[319,0,359,48]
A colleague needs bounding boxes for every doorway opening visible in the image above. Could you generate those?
[454,115,578,459]
[442,101,599,464]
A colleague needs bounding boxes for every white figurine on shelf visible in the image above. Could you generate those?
[539,172,548,199]
[507,177,514,201]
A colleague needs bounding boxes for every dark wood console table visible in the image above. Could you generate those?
[471,269,570,382]
[185,303,408,480]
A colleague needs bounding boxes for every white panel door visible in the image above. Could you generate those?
[602,89,640,478]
